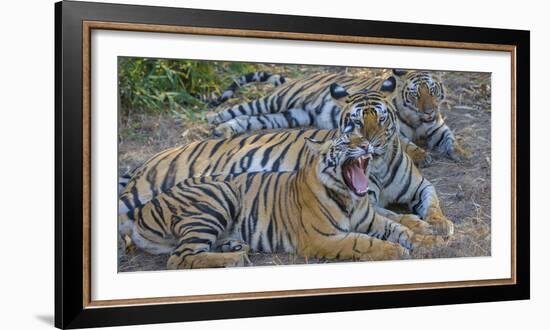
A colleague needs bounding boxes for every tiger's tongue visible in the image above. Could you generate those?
[350,162,368,194]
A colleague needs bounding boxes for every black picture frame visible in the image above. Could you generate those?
[55,0,530,328]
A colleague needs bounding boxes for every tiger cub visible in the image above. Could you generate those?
[119,90,453,237]
[120,134,440,269]
[389,69,469,163]
[207,70,468,165]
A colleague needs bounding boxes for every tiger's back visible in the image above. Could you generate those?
[207,72,384,137]
[121,135,440,269]
[119,129,335,213]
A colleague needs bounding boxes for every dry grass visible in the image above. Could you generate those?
[118,68,491,272]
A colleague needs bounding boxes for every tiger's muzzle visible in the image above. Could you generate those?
[421,109,437,123]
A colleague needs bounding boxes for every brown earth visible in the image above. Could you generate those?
[118,68,491,272]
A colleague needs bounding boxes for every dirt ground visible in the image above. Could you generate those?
[118,67,491,272]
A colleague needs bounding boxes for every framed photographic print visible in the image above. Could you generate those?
[55,0,530,328]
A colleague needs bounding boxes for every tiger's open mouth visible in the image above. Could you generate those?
[342,155,371,197]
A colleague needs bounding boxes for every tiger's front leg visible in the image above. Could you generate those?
[425,122,470,162]
[309,233,409,261]
[366,186,436,237]
[356,211,441,251]
[396,214,434,236]
[400,136,433,168]
[411,182,454,236]
[368,205,433,236]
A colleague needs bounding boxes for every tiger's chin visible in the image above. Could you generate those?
[342,155,371,197]
[420,113,437,123]
[420,116,436,123]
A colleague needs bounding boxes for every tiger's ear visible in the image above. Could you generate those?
[380,76,396,93]
[330,83,349,100]
[392,69,408,77]
[436,80,446,101]
[330,83,349,108]
[304,137,330,154]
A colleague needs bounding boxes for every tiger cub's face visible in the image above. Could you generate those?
[305,134,373,197]
[390,70,445,126]
[330,85,398,157]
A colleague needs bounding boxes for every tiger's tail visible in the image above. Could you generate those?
[118,173,133,195]
[118,170,140,238]
[209,71,286,107]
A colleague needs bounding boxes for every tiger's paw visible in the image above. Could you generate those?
[123,234,136,254]
[206,112,222,125]
[364,241,409,261]
[425,211,454,236]
[399,214,433,235]
[411,234,444,250]
[212,123,236,138]
[166,254,186,270]
[449,141,471,162]
[409,147,433,168]
[410,234,445,258]
[167,249,250,270]
[215,238,250,253]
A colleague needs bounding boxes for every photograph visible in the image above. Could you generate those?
[51,1,529,328]
[117,58,492,272]
[1,0,543,327]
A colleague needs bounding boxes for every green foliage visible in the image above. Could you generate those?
[118,57,259,121]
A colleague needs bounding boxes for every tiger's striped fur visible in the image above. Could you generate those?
[390,69,469,162]
[120,135,441,269]
[209,71,285,107]
[207,72,380,137]
[207,70,467,164]
[120,90,453,236]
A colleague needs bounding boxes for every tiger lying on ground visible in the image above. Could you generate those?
[120,89,453,236]
[207,69,468,165]
[119,134,441,269]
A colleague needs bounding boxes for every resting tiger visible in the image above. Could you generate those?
[207,69,468,165]
[389,69,468,162]
[119,134,440,269]
[120,89,453,236]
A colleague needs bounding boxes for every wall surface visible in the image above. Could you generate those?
[0,0,546,329]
